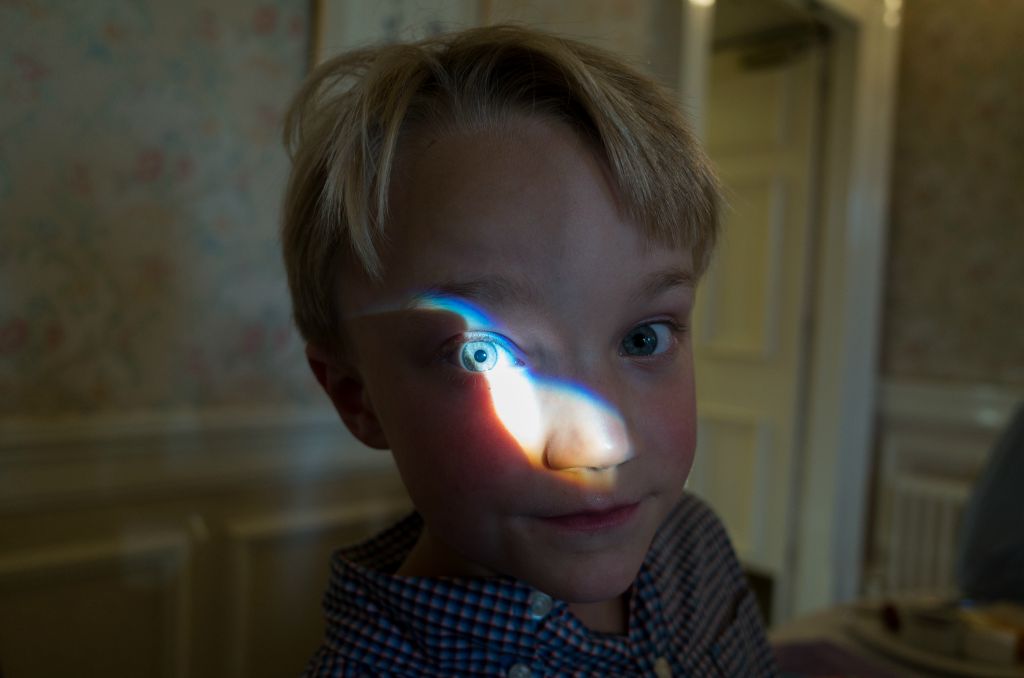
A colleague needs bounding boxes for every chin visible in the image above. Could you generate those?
[528,551,645,604]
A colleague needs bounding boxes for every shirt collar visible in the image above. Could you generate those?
[320,511,686,673]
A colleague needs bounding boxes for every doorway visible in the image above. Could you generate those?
[688,0,829,624]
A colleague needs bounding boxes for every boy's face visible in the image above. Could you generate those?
[331,117,697,604]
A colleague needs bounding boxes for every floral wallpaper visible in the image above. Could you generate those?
[8,0,1012,423]
[0,0,668,420]
[0,0,320,416]
[881,0,1024,386]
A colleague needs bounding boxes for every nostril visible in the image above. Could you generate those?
[541,422,633,471]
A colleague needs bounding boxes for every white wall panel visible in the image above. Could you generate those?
[223,501,411,678]
[0,534,190,678]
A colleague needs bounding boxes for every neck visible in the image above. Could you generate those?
[395,526,494,578]
[568,591,631,635]
[398,527,631,635]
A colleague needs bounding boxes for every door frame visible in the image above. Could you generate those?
[679,0,902,617]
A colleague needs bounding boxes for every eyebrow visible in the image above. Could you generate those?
[409,275,540,310]
[630,267,696,303]
[409,266,694,311]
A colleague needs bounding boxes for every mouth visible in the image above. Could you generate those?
[539,502,640,532]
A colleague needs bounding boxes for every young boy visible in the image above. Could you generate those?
[282,25,776,677]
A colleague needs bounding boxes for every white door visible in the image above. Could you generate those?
[688,40,824,619]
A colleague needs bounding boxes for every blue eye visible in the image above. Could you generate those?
[455,334,524,373]
[460,341,499,371]
[621,323,674,357]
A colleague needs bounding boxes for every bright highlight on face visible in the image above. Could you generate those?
[412,295,634,484]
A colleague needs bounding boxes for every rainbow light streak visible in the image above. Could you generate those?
[413,295,630,484]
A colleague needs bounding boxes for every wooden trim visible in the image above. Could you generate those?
[0,407,395,513]
[0,406,339,449]
[678,0,716,135]
[879,379,1023,430]
[791,0,902,617]
[308,0,324,69]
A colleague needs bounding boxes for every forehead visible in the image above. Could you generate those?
[396,117,613,236]
[343,117,691,313]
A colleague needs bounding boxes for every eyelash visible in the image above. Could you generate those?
[438,331,526,374]
[619,320,688,361]
[439,319,687,376]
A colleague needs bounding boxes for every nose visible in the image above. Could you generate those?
[540,386,633,471]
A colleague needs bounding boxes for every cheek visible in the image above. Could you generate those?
[636,373,697,475]
[387,379,538,505]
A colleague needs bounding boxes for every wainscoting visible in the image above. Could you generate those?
[0,409,409,678]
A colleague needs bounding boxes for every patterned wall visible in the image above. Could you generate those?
[881,0,1024,386]
[0,0,666,420]
[0,1,321,416]
[6,0,1016,422]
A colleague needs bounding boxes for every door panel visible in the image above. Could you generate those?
[689,43,823,588]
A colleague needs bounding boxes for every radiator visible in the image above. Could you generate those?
[871,380,1019,601]
[880,474,971,596]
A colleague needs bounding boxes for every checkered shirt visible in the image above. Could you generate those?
[303,493,777,677]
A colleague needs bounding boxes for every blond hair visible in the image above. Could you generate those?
[282,24,719,351]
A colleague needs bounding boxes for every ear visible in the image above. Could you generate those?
[306,343,389,450]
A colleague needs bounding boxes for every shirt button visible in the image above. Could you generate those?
[654,656,672,678]
[507,663,533,678]
[527,591,553,619]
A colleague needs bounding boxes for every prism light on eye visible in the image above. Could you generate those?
[410,292,630,481]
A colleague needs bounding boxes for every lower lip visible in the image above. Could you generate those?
[541,503,640,532]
